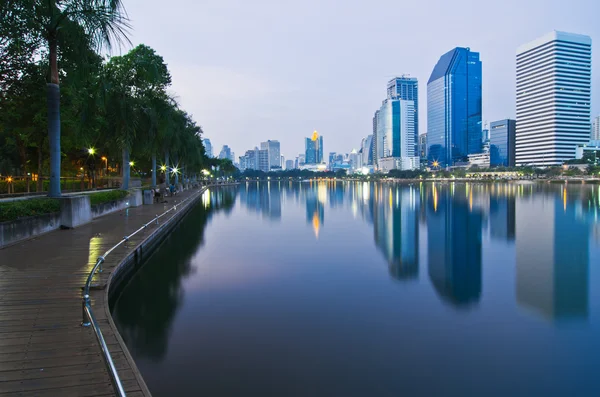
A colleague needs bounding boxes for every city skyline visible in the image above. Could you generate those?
[120,0,600,161]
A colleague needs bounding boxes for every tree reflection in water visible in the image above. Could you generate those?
[110,188,236,360]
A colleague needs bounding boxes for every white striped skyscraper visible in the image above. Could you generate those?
[516,31,591,166]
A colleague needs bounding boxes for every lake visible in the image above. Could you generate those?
[111,181,600,397]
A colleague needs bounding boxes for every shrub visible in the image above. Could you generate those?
[89,190,129,206]
[0,198,61,222]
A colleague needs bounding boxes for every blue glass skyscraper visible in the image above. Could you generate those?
[387,76,419,156]
[427,47,482,167]
[490,119,516,167]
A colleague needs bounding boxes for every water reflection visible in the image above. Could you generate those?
[427,184,482,307]
[110,188,236,359]
[112,181,600,397]
[516,188,589,322]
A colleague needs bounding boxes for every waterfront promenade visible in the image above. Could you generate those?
[0,186,213,396]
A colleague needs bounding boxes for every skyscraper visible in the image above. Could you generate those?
[419,134,427,160]
[427,47,482,167]
[375,98,418,171]
[285,159,294,170]
[218,145,233,161]
[387,76,419,155]
[305,131,323,164]
[202,138,213,158]
[490,119,516,167]
[372,110,379,167]
[260,140,281,169]
[516,31,592,166]
[592,115,600,141]
[361,135,373,166]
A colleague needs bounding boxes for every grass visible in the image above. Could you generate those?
[89,190,129,206]
[0,198,61,222]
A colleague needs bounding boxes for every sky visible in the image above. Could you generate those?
[120,0,600,162]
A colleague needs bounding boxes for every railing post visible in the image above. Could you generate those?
[82,294,91,327]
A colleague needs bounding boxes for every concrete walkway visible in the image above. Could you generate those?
[0,186,212,396]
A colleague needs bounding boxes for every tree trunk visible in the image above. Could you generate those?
[122,147,130,190]
[151,154,157,186]
[47,35,61,197]
[165,151,170,185]
[37,139,43,192]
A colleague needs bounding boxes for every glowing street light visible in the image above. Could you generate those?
[160,165,167,172]
[129,161,134,167]
[171,166,180,175]
[88,147,96,155]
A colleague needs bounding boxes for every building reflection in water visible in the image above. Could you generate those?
[372,184,419,280]
[238,181,282,220]
[305,182,326,238]
[489,184,516,242]
[427,183,482,308]
[516,186,589,322]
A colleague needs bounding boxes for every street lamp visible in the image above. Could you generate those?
[129,161,134,167]
[88,147,95,155]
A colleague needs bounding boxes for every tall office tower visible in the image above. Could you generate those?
[592,115,600,141]
[419,134,427,160]
[305,131,323,164]
[387,76,419,156]
[490,119,516,167]
[202,138,213,158]
[516,31,592,166]
[361,135,373,166]
[376,98,419,171]
[285,159,294,170]
[372,110,379,167]
[218,145,233,161]
[260,140,281,169]
[257,149,269,172]
[427,47,482,167]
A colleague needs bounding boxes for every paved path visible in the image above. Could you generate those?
[0,186,211,396]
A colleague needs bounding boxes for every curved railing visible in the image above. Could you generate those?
[81,185,210,397]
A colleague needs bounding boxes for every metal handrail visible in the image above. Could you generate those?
[81,184,210,397]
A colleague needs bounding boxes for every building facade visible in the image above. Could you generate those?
[218,145,233,161]
[427,47,482,167]
[202,138,213,158]
[419,134,427,160]
[387,76,419,156]
[490,119,516,167]
[285,159,294,170]
[305,131,324,164]
[260,140,281,169]
[375,98,418,170]
[516,31,592,166]
[592,115,600,141]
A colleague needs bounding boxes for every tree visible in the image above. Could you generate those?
[101,44,171,190]
[32,0,130,197]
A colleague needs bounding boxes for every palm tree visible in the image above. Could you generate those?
[39,0,130,197]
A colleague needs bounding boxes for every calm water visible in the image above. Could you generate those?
[111,182,600,397]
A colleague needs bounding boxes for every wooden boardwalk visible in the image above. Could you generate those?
[0,187,209,396]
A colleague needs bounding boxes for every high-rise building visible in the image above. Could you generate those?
[349,149,361,171]
[218,145,234,161]
[592,115,600,141]
[260,140,281,169]
[372,110,379,167]
[361,135,373,166]
[419,134,427,160]
[257,149,269,172]
[427,47,482,167]
[375,98,419,171]
[285,159,294,170]
[516,31,592,166]
[202,138,213,158]
[305,131,323,164]
[490,119,516,167]
[387,76,419,156]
